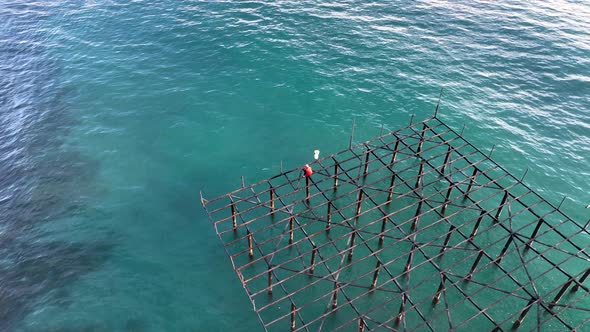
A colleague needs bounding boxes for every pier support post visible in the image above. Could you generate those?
[355,190,364,221]
[289,216,294,244]
[494,191,509,222]
[387,172,396,202]
[290,303,296,331]
[441,145,452,174]
[464,168,478,197]
[439,225,456,255]
[332,282,339,308]
[387,140,400,202]
[267,268,273,295]
[571,268,590,292]
[417,123,427,156]
[467,250,484,279]
[333,162,339,190]
[441,183,453,215]
[270,187,275,215]
[359,317,366,332]
[412,200,423,230]
[549,280,573,309]
[512,298,535,329]
[415,161,424,189]
[395,293,407,324]
[231,202,237,230]
[432,274,446,305]
[470,210,486,239]
[379,215,388,246]
[348,230,357,260]
[496,235,513,264]
[390,140,400,165]
[309,245,317,273]
[363,146,371,176]
[247,231,253,258]
[404,245,415,274]
[326,202,332,232]
[371,261,382,289]
[526,218,545,248]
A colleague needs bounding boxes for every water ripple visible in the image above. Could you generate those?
[2,0,589,330]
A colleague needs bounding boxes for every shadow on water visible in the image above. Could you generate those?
[0,4,113,330]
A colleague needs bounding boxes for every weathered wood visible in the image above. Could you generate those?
[441,145,452,174]
[371,261,382,289]
[308,245,317,273]
[494,191,509,221]
[247,231,253,258]
[333,162,339,190]
[267,268,273,295]
[289,216,294,244]
[231,202,237,230]
[290,303,296,331]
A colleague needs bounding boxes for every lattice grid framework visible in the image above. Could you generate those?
[201,116,590,331]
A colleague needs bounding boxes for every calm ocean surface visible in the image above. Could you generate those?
[1,0,589,331]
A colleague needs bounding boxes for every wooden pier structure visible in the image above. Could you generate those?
[200,114,590,331]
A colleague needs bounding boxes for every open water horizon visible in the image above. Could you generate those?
[1,0,589,330]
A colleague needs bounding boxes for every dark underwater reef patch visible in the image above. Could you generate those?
[0,3,112,329]
[0,239,113,331]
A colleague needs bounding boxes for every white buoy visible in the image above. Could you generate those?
[314,149,320,160]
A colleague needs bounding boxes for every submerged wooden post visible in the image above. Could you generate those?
[495,235,513,264]
[432,274,448,305]
[289,216,294,244]
[333,162,339,190]
[526,218,545,248]
[355,190,364,221]
[379,214,387,246]
[417,123,427,156]
[404,245,415,274]
[387,172,396,202]
[470,210,486,239]
[359,317,366,332]
[348,230,357,260]
[432,275,446,305]
[231,202,237,230]
[247,231,253,258]
[441,145,452,174]
[309,245,317,273]
[390,140,400,165]
[326,202,332,231]
[332,282,339,308]
[290,303,296,331]
[267,268,273,295]
[415,161,424,189]
[269,187,275,215]
[395,293,407,324]
[371,261,382,289]
[387,140,400,202]
[513,298,535,329]
[363,146,371,176]
[494,191,509,221]
[439,225,455,255]
[464,168,478,197]
[571,268,590,292]
[467,250,484,279]
[549,279,573,309]
[441,183,453,215]
[412,200,423,230]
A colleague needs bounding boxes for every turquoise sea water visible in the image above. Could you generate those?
[1,0,589,330]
